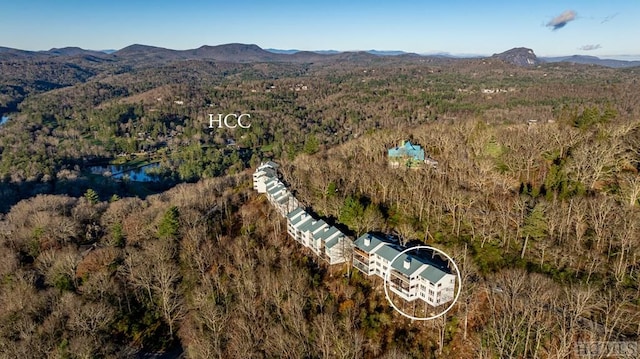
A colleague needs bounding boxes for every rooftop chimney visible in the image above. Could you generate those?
[364,236,371,246]
[403,257,411,270]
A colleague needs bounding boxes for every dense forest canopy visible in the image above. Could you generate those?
[0,46,639,358]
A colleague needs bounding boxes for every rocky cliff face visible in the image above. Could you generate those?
[492,47,542,67]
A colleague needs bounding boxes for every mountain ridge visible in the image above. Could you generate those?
[541,55,640,69]
[1,43,639,68]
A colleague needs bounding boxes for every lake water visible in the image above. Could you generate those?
[89,163,161,182]
[0,116,8,126]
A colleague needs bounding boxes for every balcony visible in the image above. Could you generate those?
[353,251,369,265]
[353,259,369,274]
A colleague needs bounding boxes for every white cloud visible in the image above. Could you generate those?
[547,10,577,30]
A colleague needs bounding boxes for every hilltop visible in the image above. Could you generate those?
[491,47,541,67]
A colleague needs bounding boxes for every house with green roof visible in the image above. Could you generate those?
[388,141,437,169]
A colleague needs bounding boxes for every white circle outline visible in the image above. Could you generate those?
[383,245,462,321]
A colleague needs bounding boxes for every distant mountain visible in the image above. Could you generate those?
[491,47,541,67]
[423,52,484,59]
[331,51,382,62]
[190,43,283,62]
[266,49,408,56]
[265,49,299,54]
[290,51,334,62]
[542,55,640,68]
[113,44,394,64]
[0,47,47,60]
[266,49,344,55]
[44,47,106,57]
[366,50,408,56]
[312,50,341,55]
[112,44,182,60]
[3,43,639,69]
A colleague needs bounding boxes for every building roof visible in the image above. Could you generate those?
[259,161,279,170]
[375,244,402,262]
[276,194,290,204]
[288,208,312,228]
[315,225,340,242]
[267,182,285,195]
[325,234,345,249]
[390,253,427,277]
[287,207,305,219]
[388,141,425,161]
[301,219,327,234]
[255,162,278,178]
[419,265,448,283]
[264,177,279,190]
[355,233,452,282]
[354,233,389,253]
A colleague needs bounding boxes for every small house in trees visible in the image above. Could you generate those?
[388,141,429,169]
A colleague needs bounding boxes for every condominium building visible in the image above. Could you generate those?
[353,233,456,306]
[286,207,352,265]
[253,162,456,308]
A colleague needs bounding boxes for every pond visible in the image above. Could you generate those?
[89,163,161,182]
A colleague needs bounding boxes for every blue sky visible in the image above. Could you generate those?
[1,0,638,57]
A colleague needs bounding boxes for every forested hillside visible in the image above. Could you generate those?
[0,45,639,358]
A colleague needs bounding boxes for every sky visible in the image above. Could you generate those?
[1,0,638,58]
